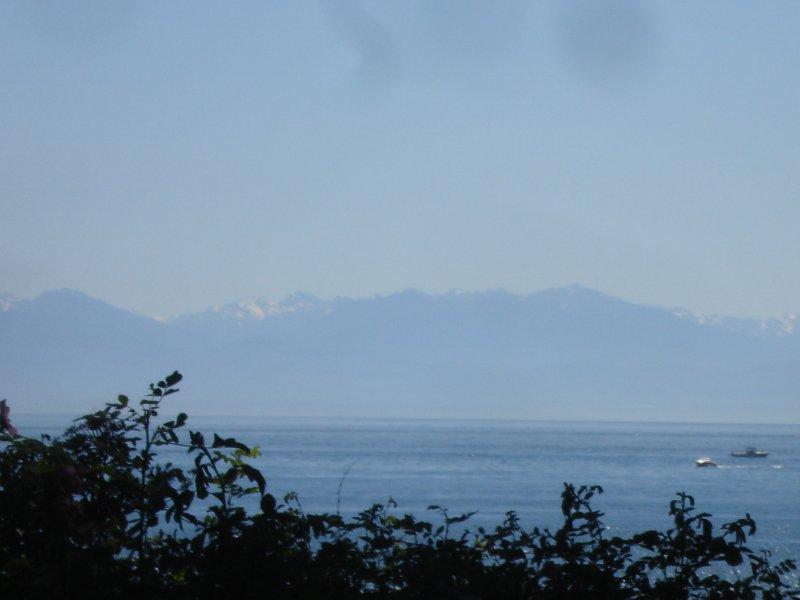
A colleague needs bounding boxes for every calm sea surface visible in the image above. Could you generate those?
[17,416,800,561]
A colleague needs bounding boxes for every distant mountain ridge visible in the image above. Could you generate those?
[1,286,798,422]
[171,285,798,339]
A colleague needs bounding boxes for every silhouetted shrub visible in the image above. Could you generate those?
[1,373,797,598]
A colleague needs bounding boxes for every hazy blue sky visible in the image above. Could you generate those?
[1,1,798,318]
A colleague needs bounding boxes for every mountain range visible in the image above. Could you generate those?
[1,286,797,422]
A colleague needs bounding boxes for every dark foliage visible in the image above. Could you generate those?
[0,373,797,599]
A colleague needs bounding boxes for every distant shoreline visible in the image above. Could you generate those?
[13,413,800,428]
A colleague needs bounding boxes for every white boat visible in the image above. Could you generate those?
[730,447,768,458]
[695,457,718,468]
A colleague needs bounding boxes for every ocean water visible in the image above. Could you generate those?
[16,416,800,562]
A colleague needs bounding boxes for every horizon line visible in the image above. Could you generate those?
[14,412,800,428]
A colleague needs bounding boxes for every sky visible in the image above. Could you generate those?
[1,1,798,319]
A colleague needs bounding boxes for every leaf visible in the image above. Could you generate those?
[189,430,205,448]
[260,493,276,513]
[195,470,208,499]
[240,464,266,495]
[634,530,660,548]
[165,371,183,387]
[370,536,393,550]
[701,519,713,539]
[724,546,743,566]
[212,433,250,453]
[222,467,238,485]
[446,511,476,525]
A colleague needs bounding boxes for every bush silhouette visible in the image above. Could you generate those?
[0,373,797,599]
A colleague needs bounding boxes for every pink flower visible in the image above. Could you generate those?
[0,399,18,436]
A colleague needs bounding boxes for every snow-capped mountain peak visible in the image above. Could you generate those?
[176,293,329,324]
[672,308,798,338]
[0,292,19,312]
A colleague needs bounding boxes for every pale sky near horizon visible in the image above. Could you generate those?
[1,1,798,318]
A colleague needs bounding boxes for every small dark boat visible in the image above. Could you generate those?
[730,447,768,458]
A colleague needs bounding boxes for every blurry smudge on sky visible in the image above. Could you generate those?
[557,0,656,86]
[322,1,402,105]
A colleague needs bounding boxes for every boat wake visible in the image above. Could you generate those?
[715,464,784,470]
